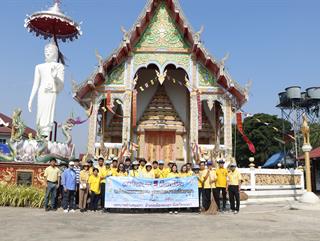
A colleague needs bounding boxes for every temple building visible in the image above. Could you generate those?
[74,0,249,164]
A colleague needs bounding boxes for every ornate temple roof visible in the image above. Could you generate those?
[74,0,248,108]
[0,113,36,138]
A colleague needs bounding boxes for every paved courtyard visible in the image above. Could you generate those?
[0,203,319,241]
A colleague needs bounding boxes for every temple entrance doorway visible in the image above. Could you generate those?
[133,64,190,163]
[145,131,175,163]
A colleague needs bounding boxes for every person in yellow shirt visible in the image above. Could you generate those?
[105,160,113,178]
[124,157,132,174]
[179,164,189,178]
[44,158,61,211]
[97,157,107,209]
[141,163,155,178]
[129,161,140,177]
[167,163,180,214]
[162,160,174,177]
[167,163,179,178]
[116,163,128,177]
[152,160,161,178]
[139,158,147,173]
[111,159,118,176]
[228,163,242,214]
[88,168,100,211]
[87,160,94,176]
[157,160,167,178]
[215,160,228,211]
[207,161,219,208]
[192,164,202,211]
[199,160,212,211]
[186,163,193,176]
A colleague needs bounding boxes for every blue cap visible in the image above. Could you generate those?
[207,161,213,166]
[218,159,225,164]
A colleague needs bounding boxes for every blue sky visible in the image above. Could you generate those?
[0,0,319,154]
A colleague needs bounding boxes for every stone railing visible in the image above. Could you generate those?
[239,168,304,191]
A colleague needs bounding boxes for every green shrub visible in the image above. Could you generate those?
[0,184,45,208]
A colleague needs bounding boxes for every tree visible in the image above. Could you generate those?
[233,113,292,167]
[310,123,320,148]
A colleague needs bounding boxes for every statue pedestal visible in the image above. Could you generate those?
[0,162,48,188]
[299,191,320,204]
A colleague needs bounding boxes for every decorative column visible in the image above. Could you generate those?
[223,99,233,156]
[190,91,199,154]
[299,113,319,203]
[122,57,133,144]
[189,58,199,162]
[87,102,99,155]
[122,90,132,143]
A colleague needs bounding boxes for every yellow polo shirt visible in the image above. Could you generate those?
[200,170,213,189]
[88,175,100,194]
[115,171,128,177]
[129,169,140,177]
[44,166,60,183]
[142,170,155,179]
[216,167,228,188]
[179,172,189,178]
[194,173,203,188]
[139,166,146,173]
[153,168,161,178]
[164,167,171,177]
[167,172,179,178]
[206,169,217,188]
[228,169,242,186]
[111,167,118,176]
[105,168,113,177]
[97,165,107,183]
[89,166,93,176]
[158,168,168,178]
[187,170,194,176]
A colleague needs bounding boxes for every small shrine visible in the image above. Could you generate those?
[74,0,249,163]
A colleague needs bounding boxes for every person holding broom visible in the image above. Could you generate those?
[200,160,211,211]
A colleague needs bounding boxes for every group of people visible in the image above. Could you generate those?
[43,156,242,214]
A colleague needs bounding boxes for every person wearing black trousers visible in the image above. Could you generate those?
[215,160,228,212]
[192,165,202,211]
[228,163,242,214]
[199,160,211,211]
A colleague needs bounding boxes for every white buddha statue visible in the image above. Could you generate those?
[28,42,64,137]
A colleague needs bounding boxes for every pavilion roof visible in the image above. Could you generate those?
[74,0,248,108]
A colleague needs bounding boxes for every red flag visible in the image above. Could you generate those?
[236,112,256,154]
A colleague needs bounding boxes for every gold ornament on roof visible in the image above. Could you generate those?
[156,70,167,85]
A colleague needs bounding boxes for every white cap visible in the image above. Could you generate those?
[69,161,75,166]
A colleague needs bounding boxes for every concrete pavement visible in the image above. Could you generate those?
[0,203,319,241]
